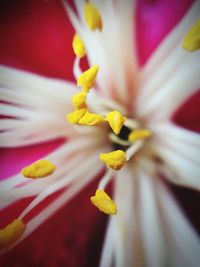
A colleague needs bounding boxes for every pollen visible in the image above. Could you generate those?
[77,65,99,92]
[72,91,87,109]
[79,111,104,126]
[72,33,86,58]
[21,159,56,179]
[66,108,87,124]
[128,129,151,143]
[90,189,117,215]
[106,111,126,135]
[83,2,103,31]
[0,219,26,250]
[99,150,126,170]
[182,19,200,52]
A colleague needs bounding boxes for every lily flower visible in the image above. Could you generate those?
[0,0,200,266]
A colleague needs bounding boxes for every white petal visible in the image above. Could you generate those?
[136,1,200,121]
[0,137,104,208]
[0,66,78,147]
[137,55,200,121]
[63,0,138,106]
[141,0,200,82]
[156,180,200,267]
[1,157,102,254]
[139,170,166,267]
[152,122,200,190]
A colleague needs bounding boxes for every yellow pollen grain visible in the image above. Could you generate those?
[182,19,200,52]
[106,111,126,135]
[77,65,99,92]
[66,108,87,124]
[72,33,86,58]
[21,159,56,179]
[72,91,87,109]
[99,150,126,170]
[79,111,104,126]
[83,2,103,31]
[90,189,117,215]
[128,129,151,143]
[0,219,26,250]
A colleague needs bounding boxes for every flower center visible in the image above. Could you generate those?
[64,1,153,215]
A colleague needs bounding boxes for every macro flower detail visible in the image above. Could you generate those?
[182,19,200,51]
[0,0,200,266]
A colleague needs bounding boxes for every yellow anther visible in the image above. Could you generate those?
[21,159,56,179]
[77,65,99,92]
[128,129,151,143]
[72,91,87,109]
[72,33,86,58]
[0,219,25,250]
[90,189,117,215]
[66,108,87,124]
[106,111,126,135]
[182,19,200,52]
[79,111,104,126]
[99,150,126,170]
[83,2,103,31]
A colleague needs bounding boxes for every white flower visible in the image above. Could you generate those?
[0,0,200,266]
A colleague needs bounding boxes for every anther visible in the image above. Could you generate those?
[90,189,117,215]
[106,110,126,135]
[79,111,104,126]
[77,65,99,92]
[99,150,126,170]
[66,108,87,124]
[21,159,56,179]
[84,2,103,31]
[0,219,26,250]
[128,129,151,143]
[182,19,200,52]
[72,91,87,109]
[72,33,86,58]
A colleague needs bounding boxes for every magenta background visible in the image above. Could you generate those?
[0,0,199,266]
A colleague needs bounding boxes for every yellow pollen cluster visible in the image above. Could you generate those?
[100,150,126,170]
[106,111,126,135]
[182,19,200,52]
[72,91,87,109]
[77,65,99,92]
[90,189,117,215]
[21,159,56,179]
[72,34,86,58]
[128,129,151,143]
[84,2,103,31]
[66,108,87,124]
[79,111,104,126]
[0,219,26,250]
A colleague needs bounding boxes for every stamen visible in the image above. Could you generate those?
[126,140,144,161]
[98,169,114,190]
[73,57,82,79]
[105,111,126,135]
[21,160,56,179]
[72,91,87,109]
[90,189,117,215]
[79,111,104,126]
[124,118,139,129]
[72,33,86,58]
[0,219,25,250]
[83,2,103,31]
[66,108,87,124]
[99,150,126,170]
[109,132,130,147]
[77,65,99,92]
[128,129,151,143]
[182,19,200,51]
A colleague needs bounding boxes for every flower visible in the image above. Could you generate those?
[0,0,200,266]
